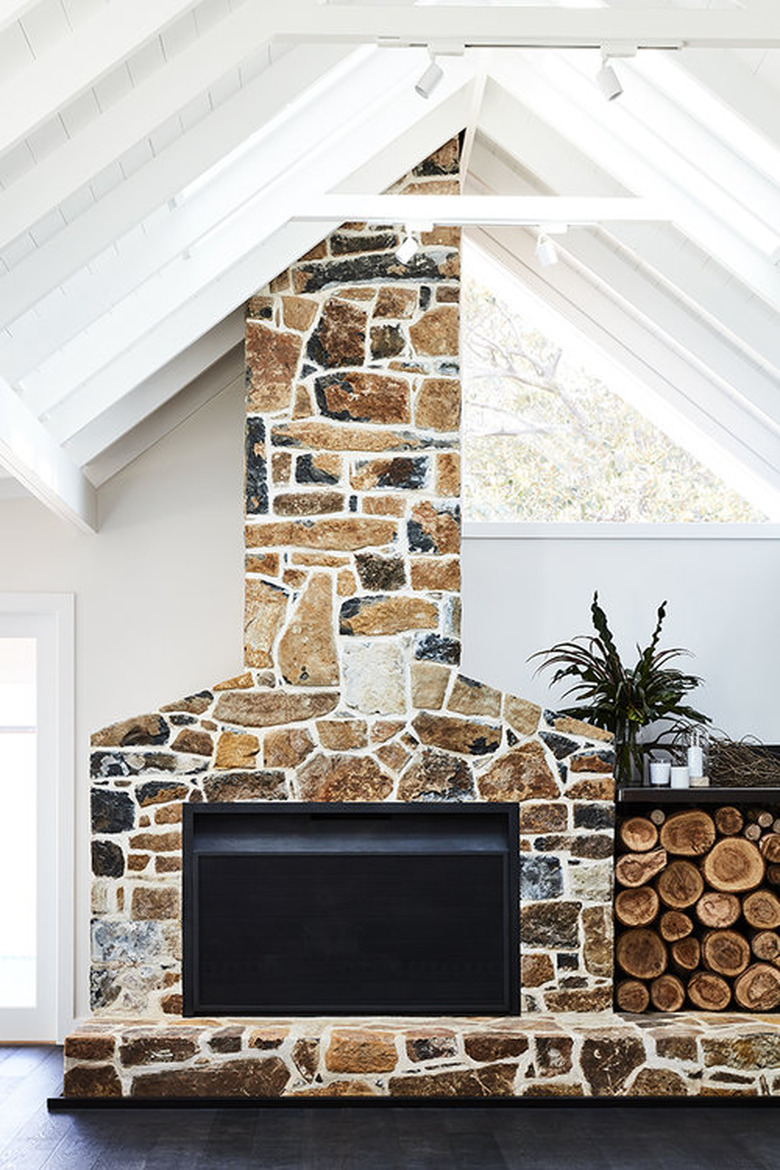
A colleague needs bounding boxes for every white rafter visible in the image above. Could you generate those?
[297,194,668,226]
[0,378,97,532]
[0,0,203,160]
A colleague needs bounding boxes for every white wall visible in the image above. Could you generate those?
[0,384,245,1020]
[461,531,780,743]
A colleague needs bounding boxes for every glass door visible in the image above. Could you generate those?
[0,613,62,1041]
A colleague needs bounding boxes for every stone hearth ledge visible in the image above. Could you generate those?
[63,1012,780,1098]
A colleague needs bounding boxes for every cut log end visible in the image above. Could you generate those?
[671,936,700,972]
[615,848,668,889]
[751,931,780,964]
[616,979,650,1014]
[660,810,716,857]
[688,971,731,1011]
[615,886,659,928]
[656,859,704,909]
[659,910,693,942]
[650,973,685,1012]
[701,929,751,978]
[619,816,659,853]
[702,838,765,893]
[734,963,780,1011]
[616,928,668,981]
[696,891,741,929]
[714,806,744,837]
[743,888,780,931]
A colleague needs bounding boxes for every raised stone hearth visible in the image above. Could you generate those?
[64,1013,780,1099]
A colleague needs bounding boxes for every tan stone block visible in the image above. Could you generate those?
[316,372,410,425]
[405,1030,458,1063]
[375,742,411,774]
[308,298,367,368]
[351,456,429,492]
[342,640,407,715]
[203,771,287,802]
[519,803,568,833]
[116,887,124,913]
[131,1057,289,1098]
[316,719,368,751]
[138,815,150,828]
[371,720,406,744]
[337,568,356,597]
[244,579,288,669]
[264,727,316,768]
[503,694,542,737]
[362,495,408,516]
[297,452,342,483]
[269,270,291,292]
[273,491,345,516]
[246,295,275,320]
[566,777,615,801]
[411,661,450,709]
[159,692,213,715]
[447,675,501,718]
[136,781,189,807]
[300,240,328,261]
[374,287,417,319]
[64,1034,116,1061]
[245,516,397,551]
[477,743,559,801]
[64,1065,122,1098]
[336,286,375,301]
[436,285,459,303]
[550,715,612,742]
[293,384,314,419]
[656,1036,698,1062]
[91,714,168,748]
[409,306,459,357]
[271,420,437,453]
[297,753,393,802]
[415,379,460,432]
[389,1064,517,1098]
[129,831,181,852]
[464,1035,528,1063]
[271,452,292,484]
[340,595,437,636]
[154,804,182,824]
[214,687,339,725]
[521,952,555,987]
[412,712,501,756]
[119,1029,200,1067]
[215,731,260,770]
[156,856,181,873]
[544,986,612,1013]
[570,753,613,774]
[160,993,184,1015]
[436,452,461,496]
[291,1080,378,1098]
[420,226,461,247]
[282,568,307,589]
[398,747,473,800]
[627,1068,688,1097]
[292,551,350,567]
[292,1039,319,1081]
[582,905,613,977]
[128,853,151,872]
[253,672,275,688]
[246,322,301,412]
[325,1029,397,1074]
[170,729,213,757]
[213,672,255,691]
[131,886,180,921]
[281,296,317,332]
[249,1026,290,1050]
[409,501,459,554]
[278,573,339,687]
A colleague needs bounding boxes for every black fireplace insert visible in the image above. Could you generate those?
[182,802,519,1016]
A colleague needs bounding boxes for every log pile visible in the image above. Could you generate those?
[615,806,780,1012]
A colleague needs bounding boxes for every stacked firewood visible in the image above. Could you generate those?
[615,806,780,1012]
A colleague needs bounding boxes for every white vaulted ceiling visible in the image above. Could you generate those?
[1,0,780,530]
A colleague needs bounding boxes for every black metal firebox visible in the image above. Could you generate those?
[182,802,519,1016]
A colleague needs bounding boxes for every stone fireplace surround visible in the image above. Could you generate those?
[63,139,780,1099]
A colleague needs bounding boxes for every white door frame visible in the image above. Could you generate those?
[0,594,74,1042]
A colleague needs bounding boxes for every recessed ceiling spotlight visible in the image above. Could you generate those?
[535,233,558,268]
[597,55,623,101]
[415,53,443,100]
[396,231,418,265]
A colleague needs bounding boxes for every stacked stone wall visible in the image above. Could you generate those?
[87,140,615,1023]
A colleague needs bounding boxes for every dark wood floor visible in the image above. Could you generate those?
[1,1046,779,1168]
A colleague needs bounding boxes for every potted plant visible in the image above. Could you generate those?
[531,592,710,786]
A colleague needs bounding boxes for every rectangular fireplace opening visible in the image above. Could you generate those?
[183,802,519,1016]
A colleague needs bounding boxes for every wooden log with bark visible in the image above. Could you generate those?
[734,963,780,1011]
[619,816,658,853]
[671,936,700,972]
[751,930,780,964]
[616,979,650,1013]
[615,848,667,888]
[650,973,685,1012]
[688,971,731,1011]
[742,888,780,930]
[702,838,765,892]
[696,891,741,929]
[659,910,693,942]
[701,929,751,977]
[761,834,780,864]
[615,886,659,927]
[660,810,716,857]
[656,860,704,909]
[714,806,744,837]
[616,928,667,980]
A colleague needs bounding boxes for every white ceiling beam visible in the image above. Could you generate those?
[0,0,202,160]
[0,1,322,254]
[297,194,668,225]
[469,145,780,444]
[273,5,780,49]
[20,46,451,417]
[0,378,97,532]
[0,44,351,342]
[67,311,245,467]
[488,54,780,315]
[45,79,470,446]
[0,0,38,36]
[471,225,780,511]
[80,346,244,488]
[478,77,780,376]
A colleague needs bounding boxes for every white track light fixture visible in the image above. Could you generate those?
[535,233,558,268]
[415,52,443,99]
[396,230,418,265]
[596,46,625,101]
